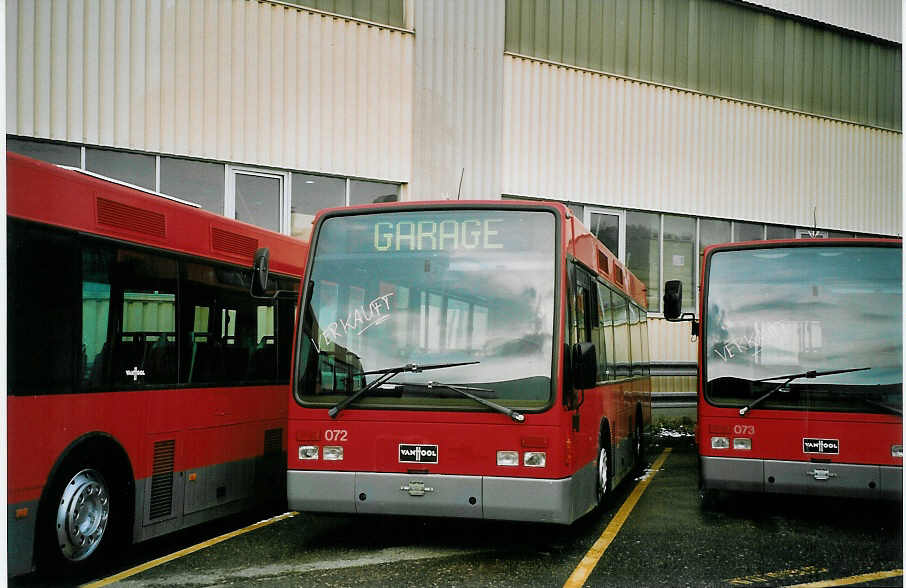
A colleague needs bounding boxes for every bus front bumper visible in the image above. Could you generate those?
[287,467,595,524]
[700,456,902,499]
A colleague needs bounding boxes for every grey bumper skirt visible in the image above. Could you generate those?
[701,456,902,500]
[287,469,590,524]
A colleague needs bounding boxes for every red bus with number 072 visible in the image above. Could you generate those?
[280,200,651,524]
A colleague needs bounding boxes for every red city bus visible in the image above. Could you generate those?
[282,201,651,524]
[664,238,902,503]
[7,153,306,576]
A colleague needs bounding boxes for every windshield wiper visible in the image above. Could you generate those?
[327,361,479,418]
[739,367,871,416]
[406,381,525,423]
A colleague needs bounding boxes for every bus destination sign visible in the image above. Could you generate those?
[373,218,504,252]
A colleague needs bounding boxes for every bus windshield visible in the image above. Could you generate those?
[295,208,557,411]
[704,245,902,414]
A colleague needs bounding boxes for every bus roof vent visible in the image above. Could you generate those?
[613,265,624,286]
[96,197,166,238]
[596,250,609,275]
[211,227,258,259]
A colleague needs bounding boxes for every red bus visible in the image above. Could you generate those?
[7,153,306,576]
[664,238,902,502]
[281,201,651,524]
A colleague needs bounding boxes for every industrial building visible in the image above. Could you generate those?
[6,0,901,402]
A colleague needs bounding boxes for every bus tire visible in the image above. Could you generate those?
[595,423,612,508]
[36,449,130,577]
[633,407,645,470]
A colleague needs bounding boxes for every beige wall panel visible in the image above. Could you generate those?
[647,318,697,364]
[502,55,902,236]
[7,0,413,182]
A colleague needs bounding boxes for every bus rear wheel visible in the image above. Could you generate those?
[596,434,612,507]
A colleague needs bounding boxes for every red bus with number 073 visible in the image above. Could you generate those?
[664,238,902,503]
[282,200,651,523]
[7,153,306,576]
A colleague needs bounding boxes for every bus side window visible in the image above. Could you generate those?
[612,295,630,378]
[8,220,79,395]
[596,282,615,381]
[112,249,178,388]
[629,304,643,376]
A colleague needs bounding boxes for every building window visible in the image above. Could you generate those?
[587,208,623,258]
[85,147,156,190]
[349,179,399,206]
[291,173,347,238]
[625,211,660,311]
[231,169,286,233]
[732,221,764,242]
[662,215,695,314]
[766,225,796,240]
[699,219,731,254]
[8,137,81,167]
[160,157,225,214]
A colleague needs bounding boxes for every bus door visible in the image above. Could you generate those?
[570,264,598,461]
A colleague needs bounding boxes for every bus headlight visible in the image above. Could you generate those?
[523,452,547,467]
[711,437,730,449]
[497,451,519,466]
[323,446,344,461]
[298,445,319,460]
[733,438,752,450]
[892,445,903,458]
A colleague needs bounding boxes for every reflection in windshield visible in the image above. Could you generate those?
[295,209,557,410]
[704,245,902,414]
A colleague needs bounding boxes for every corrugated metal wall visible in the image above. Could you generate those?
[410,0,505,201]
[504,0,902,131]
[6,0,414,182]
[281,0,406,28]
[502,55,902,235]
[741,0,901,43]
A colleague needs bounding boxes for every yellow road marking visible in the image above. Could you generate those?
[786,569,903,587]
[563,448,672,588]
[81,511,298,587]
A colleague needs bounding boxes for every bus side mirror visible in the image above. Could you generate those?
[251,248,270,297]
[574,342,597,390]
[664,280,683,320]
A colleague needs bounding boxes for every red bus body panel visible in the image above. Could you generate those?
[6,153,307,575]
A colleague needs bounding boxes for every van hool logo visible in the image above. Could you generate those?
[803,438,839,454]
[399,444,439,464]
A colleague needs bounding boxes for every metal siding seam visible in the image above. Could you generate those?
[7,0,19,134]
[173,0,189,155]
[131,0,147,150]
[217,0,232,160]
[145,0,161,152]
[67,0,84,141]
[159,0,174,153]
[33,0,49,138]
[202,0,218,159]
[114,0,130,147]
[50,0,68,140]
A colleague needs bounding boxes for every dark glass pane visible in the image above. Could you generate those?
[733,221,764,242]
[7,138,80,166]
[160,157,225,214]
[349,179,399,206]
[589,212,620,256]
[699,218,731,254]
[626,211,660,311]
[766,225,796,240]
[663,215,695,313]
[292,173,346,238]
[235,173,281,232]
[7,221,78,395]
[85,148,156,190]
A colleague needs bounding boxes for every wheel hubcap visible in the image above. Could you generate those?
[598,447,608,496]
[56,469,110,561]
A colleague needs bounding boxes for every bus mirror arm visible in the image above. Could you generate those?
[663,280,699,337]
